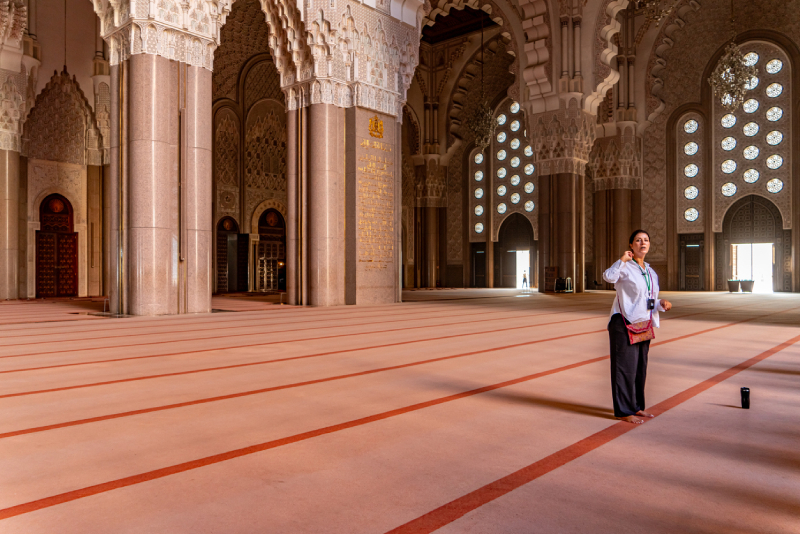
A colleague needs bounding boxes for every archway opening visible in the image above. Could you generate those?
[216,217,240,293]
[255,209,286,292]
[36,194,78,298]
[720,194,789,293]
[496,213,535,289]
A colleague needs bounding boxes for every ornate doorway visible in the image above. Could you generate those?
[36,194,78,298]
[255,209,286,291]
[716,195,791,292]
[216,217,239,293]
[495,213,535,288]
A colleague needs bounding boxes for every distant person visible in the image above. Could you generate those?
[522,270,528,288]
[603,230,672,424]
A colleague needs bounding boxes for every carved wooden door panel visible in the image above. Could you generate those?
[57,233,78,296]
[36,232,78,297]
[36,232,58,297]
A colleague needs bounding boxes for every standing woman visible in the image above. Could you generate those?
[603,230,673,424]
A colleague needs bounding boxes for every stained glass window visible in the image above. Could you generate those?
[524,182,534,194]
[766,83,783,97]
[766,154,783,169]
[721,137,736,151]
[766,107,783,122]
[743,122,759,136]
[497,150,507,161]
[510,120,520,132]
[497,185,506,196]
[766,131,783,145]
[510,175,520,186]
[721,160,736,174]
[474,170,483,181]
[721,114,736,128]
[743,52,759,66]
[743,99,759,113]
[475,222,484,233]
[524,164,534,175]
[474,153,484,164]
[524,145,533,156]
[510,157,520,168]
[497,167,507,178]
[474,188,484,199]
[743,146,759,160]
[510,138,520,150]
[685,163,700,177]
[474,205,484,216]
[684,142,698,155]
[510,102,520,113]
[524,201,534,212]
[510,193,521,204]
[497,203,507,214]
[496,132,506,143]
[497,114,507,126]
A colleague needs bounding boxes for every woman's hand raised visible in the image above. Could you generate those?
[620,251,634,263]
[661,299,672,312]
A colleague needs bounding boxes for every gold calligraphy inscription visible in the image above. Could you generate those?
[358,138,394,269]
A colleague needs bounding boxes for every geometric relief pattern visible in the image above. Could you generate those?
[446,144,463,263]
[215,114,239,186]
[245,109,286,191]
[245,60,284,112]
[23,70,99,165]
[0,75,24,151]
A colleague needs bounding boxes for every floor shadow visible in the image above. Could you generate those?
[482,389,617,420]
[709,403,742,409]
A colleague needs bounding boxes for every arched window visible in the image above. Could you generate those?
[712,41,791,232]
[470,99,536,240]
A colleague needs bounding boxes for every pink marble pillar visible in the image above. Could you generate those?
[127,54,177,315]
[184,65,212,313]
[307,104,345,306]
[108,63,127,314]
[0,149,19,299]
[286,109,300,305]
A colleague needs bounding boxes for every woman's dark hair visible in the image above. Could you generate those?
[628,229,650,245]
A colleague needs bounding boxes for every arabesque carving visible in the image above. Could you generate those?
[530,99,597,176]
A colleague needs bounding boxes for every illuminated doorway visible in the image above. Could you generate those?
[731,243,773,293]
[516,250,530,289]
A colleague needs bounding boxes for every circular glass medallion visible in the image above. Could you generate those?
[684,208,699,222]
[744,169,760,183]
[524,200,535,212]
[684,142,699,156]
[766,59,783,74]
[743,52,759,66]
[524,182,534,194]
[497,203,507,214]
[767,178,784,193]
[497,114,507,126]
[743,122,759,136]
[743,146,760,160]
[474,188,484,199]
[524,145,533,156]
[766,106,783,122]
[510,193,521,204]
[510,175,521,186]
[475,222,484,233]
[766,131,783,145]
[743,99,759,113]
[474,153,484,164]
[684,119,699,133]
[767,154,784,169]
[721,182,737,197]
[497,167,507,179]
[497,185,507,196]
[510,102,521,113]
[721,160,736,174]
[524,164,534,175]
[684,186,699,200]
[721,137,737,151]
[685,163,699,177]
[510,138,520,150]
[497,150,507,161]
[745,76,759,90]
[474,205,484,216]
[766,83,783,97]
[721,114,737,128]
[496,132,507,143]
[510,120,521,132]
[510,157,520,168]
[474,170,484,181]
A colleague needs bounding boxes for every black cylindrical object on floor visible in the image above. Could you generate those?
[741,387,750,409]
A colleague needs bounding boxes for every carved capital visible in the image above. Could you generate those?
[589,123,643,190]
[530,100,597,177]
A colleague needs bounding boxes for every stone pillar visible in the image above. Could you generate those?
[109,56,212,315]
[286,109,301,305]
[424,205,439,287]
[307,103,345,306]
[184,65,212,313]
[0,149,19,299]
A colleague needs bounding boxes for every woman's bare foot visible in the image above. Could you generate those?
[636,410,654,418]
[618,415,644,424]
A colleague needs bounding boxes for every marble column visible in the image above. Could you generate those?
[307,103,345,306]
[108,55,212,316]
[0,149,19,299]
[538,173,584,292]
[424,206,439,287]
[184,65,212,313]
[286,109,301,305]
[592,187,641,289]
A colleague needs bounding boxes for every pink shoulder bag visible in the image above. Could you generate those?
[617,295,655,344]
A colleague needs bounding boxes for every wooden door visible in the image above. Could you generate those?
[36,231,78,297]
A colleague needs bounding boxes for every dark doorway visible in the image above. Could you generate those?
[716,195,791,292]
[36,194,78,298]
[679,234,704,290]
[256,209,286,291]
[216,217,239,293]
[470,242,486,287]
[495,213,535,288]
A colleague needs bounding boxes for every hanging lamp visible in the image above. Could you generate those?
[466,11,496,153]
[707,0,757,113]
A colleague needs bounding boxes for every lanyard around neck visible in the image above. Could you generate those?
[635,262,651,294]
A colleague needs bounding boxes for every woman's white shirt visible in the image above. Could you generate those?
[603,259,665,327]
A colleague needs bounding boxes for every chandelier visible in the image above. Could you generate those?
[707,0,756,112]
[634,0,676,26]
[708,42,757,112]
[467,12,496,153]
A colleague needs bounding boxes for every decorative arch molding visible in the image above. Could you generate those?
[586,0,628,115]
[250,198,288,234]
[403,104,422,155]
[517,0,552,102]
[422,0,527,101]
[23,69,103,166]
